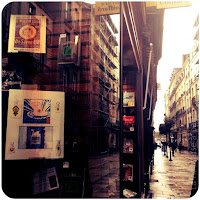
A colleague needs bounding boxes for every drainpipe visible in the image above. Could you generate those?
[143,43,153,110]
[147,85,153,120]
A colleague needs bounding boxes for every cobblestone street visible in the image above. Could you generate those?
[149,148,198,199]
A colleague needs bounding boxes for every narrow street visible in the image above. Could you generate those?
[149,148,198,199]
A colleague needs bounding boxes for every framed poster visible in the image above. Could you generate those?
[123,164,133,182]
[123,138,133,154]
[123,91,135,107]
[123,115,135,132]
[5,89,65,160]
[18,126,53,149]
[8,15,46,53]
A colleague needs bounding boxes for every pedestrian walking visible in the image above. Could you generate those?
[178,141,183,153]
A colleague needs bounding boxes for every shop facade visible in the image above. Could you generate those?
[2,2,164,198]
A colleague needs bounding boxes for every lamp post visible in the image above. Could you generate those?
[166,143,168,158]
[169,136,173,161]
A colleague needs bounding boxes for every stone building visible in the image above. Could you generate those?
[164,14,199,151]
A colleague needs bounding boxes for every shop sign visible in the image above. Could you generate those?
[58,34,81,66]
[146,2,157,7]
[63,45,73,56]
[146,1,192,9]
[95,2,120,16]
[5,89,65,160]
[8,15,46,53]
[157,1,192,9]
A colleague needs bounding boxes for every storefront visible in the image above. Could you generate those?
[2,2,164,198]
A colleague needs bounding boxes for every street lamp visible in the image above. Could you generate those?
[166,144,168,158]
[169,136,173,161]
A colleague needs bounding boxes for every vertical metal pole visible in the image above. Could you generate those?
[119,2,124,198]
[143,43,153,110]
[137,68,144,198]
[169,147,173,161]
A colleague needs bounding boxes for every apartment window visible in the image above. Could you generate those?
[74,8,80,31]
[29,3,36,15]
[65,2,72,20]
[195,84,197,95]
[193,109,195,118]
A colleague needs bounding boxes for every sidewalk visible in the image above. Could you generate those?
[149,148,198,199]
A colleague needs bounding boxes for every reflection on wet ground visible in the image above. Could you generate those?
[149,148,198,199]
[88,148,198,199]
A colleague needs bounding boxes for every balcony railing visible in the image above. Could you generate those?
[189,121,199,129]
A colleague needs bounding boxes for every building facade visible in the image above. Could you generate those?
[2,1,164,198]
[164,14,199,151]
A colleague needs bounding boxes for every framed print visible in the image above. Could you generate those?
[5,89,65,160]
[18,126,53,149]
[123,138,133,154]
[8,15,46,53]
[123,164,133,182]
[123,91,135,107]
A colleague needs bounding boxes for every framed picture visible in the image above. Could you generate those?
[5,89,65,160]
[123,115,135,132]
[123,139,133,154]
[18,126,53,149]
[8,15,46,53]
[123,164,133,182]
[123,91,135,107]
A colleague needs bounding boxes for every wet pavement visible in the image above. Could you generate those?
[149,147,198,199]
[88,148,198,199]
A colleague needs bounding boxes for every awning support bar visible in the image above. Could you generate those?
[143,43,153,110]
